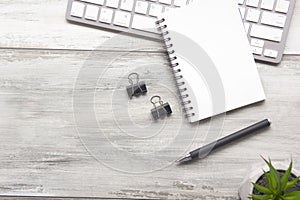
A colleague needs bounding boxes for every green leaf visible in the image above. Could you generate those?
[253,183,272,194]
[262,157,281,190]
[263,170,273,190]
[282,191,300,200]
[284,176,300,191]
[264,168,276,190]
[250,194,273,200]
[280,161,293,191]
[269,168,279,191]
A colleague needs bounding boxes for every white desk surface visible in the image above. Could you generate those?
[0,1,300,200]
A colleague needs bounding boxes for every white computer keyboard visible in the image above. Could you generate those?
[239,0,295,63]
[66,0,193,39]
[66,0,295,63]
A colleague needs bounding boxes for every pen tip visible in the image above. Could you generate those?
[176,154,192,164]
[267,118,272,125]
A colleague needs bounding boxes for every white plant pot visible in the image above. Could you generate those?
[238,162,300,200]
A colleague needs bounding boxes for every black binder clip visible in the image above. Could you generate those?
[150,96,172,120]
[126,72,147,99]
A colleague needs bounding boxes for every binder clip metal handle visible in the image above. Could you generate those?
[150,96,172,120]
[126,72,147,99]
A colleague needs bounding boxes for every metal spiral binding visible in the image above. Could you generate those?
[156,18,195,119]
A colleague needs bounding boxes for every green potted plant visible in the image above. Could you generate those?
[238,157,300,200]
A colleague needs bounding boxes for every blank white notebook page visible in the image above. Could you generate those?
[159,0,266,123]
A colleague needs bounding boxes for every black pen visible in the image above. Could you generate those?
[177,119,271,164]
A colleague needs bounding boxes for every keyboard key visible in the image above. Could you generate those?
[113,10,132,27]
[163,6,171,13]
[82,0,104,5]
[250,24,283,42]
[261,11,286,28]
[173,0,187,7]
[106,0,120,8]
[159,0,172,5]
[246,8,261,22]
[149,3,163,17]
[237,0,244,5]
[246,0,260,7]
[135,1,149,14]
[251,46,263,55]
[71,2,85,18]
[264,49,278,58]
[251,38,264,47]
[132,15,158,33]
[99,7,114,23]
[275,0,290,13]
[260,0,275,10]
[85,4,99,20]
[120,0,134,11]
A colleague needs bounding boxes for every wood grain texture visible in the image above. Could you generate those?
[0,47,300,199]
[1,1,300,199]
[0,0,299,53]
[0,197,118,200]
[285,0,300,54]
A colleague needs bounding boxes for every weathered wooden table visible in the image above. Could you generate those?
[0,1,300,199]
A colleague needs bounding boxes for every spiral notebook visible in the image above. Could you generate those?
[157,0,266,123]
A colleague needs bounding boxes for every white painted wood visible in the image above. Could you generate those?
[285,0,300,54]
[0,0,299,53]
[0,49,299,199]
[0,1,299,199]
